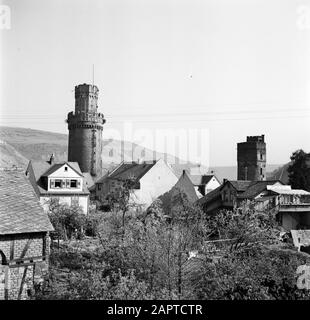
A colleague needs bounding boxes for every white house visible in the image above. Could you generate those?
[95,158,178,208]
[26,159,90,214]
[188,174,221,196]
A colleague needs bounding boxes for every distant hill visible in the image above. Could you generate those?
[0,126,283,181]
[268,162,291,184]
[0,139,29,169]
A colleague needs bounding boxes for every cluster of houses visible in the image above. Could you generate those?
[1,82,310,300]
[23,149,310,233]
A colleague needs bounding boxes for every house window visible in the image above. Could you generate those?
[97,184,102,191]
[64,166,68,171]
[260,153,263,160]
[70,179,77,188]
[55,179,62,188]
[260,168,263,175]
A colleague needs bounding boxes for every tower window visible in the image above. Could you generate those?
[260,168,263,175]
[260,153,263,160]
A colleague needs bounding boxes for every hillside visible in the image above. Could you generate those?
[0,139,29,169]
[268,162,290,184]
[0,126,282,181]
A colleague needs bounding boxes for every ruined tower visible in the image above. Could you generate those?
[237,135,266,181]
[67,84,106,178]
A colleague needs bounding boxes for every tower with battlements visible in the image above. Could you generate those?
[237,135,266,181]
[67,84,106,178]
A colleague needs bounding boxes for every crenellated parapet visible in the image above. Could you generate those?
[67,111,106,130]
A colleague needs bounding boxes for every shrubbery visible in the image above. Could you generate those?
[38,192,310,300]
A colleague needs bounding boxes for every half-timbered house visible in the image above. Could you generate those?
[0,169,54,300]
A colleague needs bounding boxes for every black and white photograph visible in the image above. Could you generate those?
[1,0,310,313]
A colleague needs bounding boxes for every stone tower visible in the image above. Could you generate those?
[237,135,266,181]
[67,83,106,178]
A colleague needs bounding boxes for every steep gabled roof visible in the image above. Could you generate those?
[27,161,89,195]
[172,171,199,203]
[238,180,284,199]
[197,185,222,205]
[228,180,253,192]
[27,160,51,181]
[42,162,83,177]
[97,160,157,184]
[0,169,54,235]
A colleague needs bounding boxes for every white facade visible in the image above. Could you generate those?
[39,163,89,214]
[47,164,83,192]
[131,159,178,207]
[205,177,221,194]
[96,159,178,208]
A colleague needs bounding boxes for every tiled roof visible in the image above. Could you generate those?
[238,180,283,199]
[27,161,89,195]
[0,169,54,235]
[197,185,222,205]
[97,161,157,183]
[27,160,51,181]
[171,171,199,203]
[42,162,83,177]
[228,180,253,192]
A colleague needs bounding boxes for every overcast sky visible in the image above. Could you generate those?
[1,0,310,166]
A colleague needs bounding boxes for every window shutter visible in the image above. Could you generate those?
[77,180,81,188]
[66,179,70,188]
[50,180,55,188]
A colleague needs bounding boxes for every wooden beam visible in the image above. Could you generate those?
[10,240,15,260]
[19,238,32,259]
[17,266,28,300]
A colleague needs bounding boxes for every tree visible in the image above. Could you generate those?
[47,199,86,240]
[105,177,137,230]
[288,149,310,191]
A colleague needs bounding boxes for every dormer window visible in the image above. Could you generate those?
[55,179,62,188]
[70,180,77,188]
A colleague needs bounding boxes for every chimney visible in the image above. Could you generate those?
[49,153,55,165]
[223,178,227,184]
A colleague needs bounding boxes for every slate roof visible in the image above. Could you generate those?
[171,171,199,203]
[97,160,157,184]
[228,180,253,192]
[28,160,83,181]
[27,160,89,195]
[41,161,83,177]
[27,160,51,181]
[237,180,283,199]
[197,185,222,205]
[0,169,54,235]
